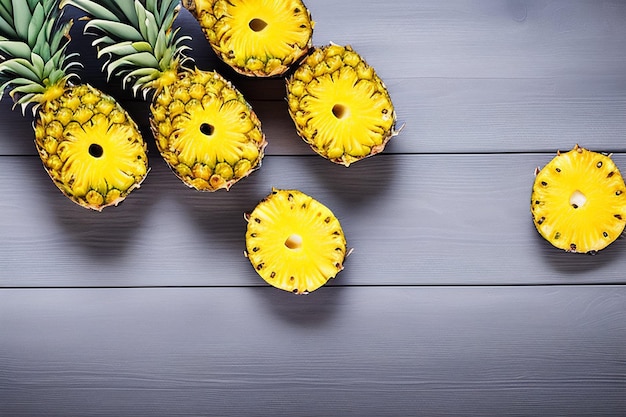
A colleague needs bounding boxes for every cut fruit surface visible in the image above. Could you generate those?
[286,44,399,166]
[245,189,348,294]
[531,145,626,253]
[150,69,266,191]
[36,84,148,210]
[183,0,314,76]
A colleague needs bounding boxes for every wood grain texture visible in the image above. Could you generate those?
[1,286,625,417]
[1,0,625,155]
[1,2,625,416]
[2,153,626,288]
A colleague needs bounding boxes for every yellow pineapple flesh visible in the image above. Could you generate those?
[183,0,314,77]
[245,189,348,294]
[286,44,399,166]
[151,68,265,191]
[531,145,626,253]
[36,84,148,210]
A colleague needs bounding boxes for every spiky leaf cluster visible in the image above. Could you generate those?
[0,0,79,108]
[61,0,191,94]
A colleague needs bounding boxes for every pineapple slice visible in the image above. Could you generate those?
[0,0,148,211]
[183,0,314,77]
[286,44,400,166]
[245,189,348,294]
[531,145,626,253]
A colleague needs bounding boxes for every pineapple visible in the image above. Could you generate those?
[61,0,267,191]
[182,0,314,77]
[531,145,626,253]
[286,44,399,167]
[0,0,148,210]
[245,188,348,294]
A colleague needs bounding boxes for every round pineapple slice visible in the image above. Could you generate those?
[286,44,399,166]
[183,0,314,77]
[245,189,348,294]
[35,84,149,211]
[531,145,626,253]
[150,68,267,191]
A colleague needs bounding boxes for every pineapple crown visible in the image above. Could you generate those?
[60,0,192,96]
[0,0,79,110]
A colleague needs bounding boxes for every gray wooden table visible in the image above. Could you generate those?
[2,1,626,416]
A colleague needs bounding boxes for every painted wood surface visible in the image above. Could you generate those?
[1,1,626,416]
[2,287,625,417]
[3,153,626,287]
[2,0,626,156]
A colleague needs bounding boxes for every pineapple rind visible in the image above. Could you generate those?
[150,68,266,191]
[286,44,398,166]
[184,0,314,77]
[245,188,347,294]
[531,145,626,253]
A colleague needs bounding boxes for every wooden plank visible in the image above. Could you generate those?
[0,99,307,157]
[60,1,626,82]
[305,0,626,79]
[165,0,626,82]
[3,153,626,288]
[3,75,626,156]
[1,286,624,417]
[2,1,626,155]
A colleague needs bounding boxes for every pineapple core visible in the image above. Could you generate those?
[248,18,268,32]
[284,234,303,250]
[569,190,587,209]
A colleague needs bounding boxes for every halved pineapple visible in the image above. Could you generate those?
[37,84,148,209]
[150,68,266,191]
[183,0,314,77]
[62,0,267,192]
[0,0,148,211]
[245,189,348,294]
[531,145,626,253]
[286,44,399,166]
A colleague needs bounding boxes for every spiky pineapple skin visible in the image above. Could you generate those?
[183,0,313,77]
[286,44,398,166]
[531,145,626,253]
[150,68,266,191]
[34,83,149,210]
[245,188,348,294]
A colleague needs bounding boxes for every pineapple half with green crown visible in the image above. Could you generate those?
[286,44,400,167]
[245,188,348,294]
[61,0,266,191]
[182,0,314,77]
[0,0,148,210]
[531,145,626,253]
